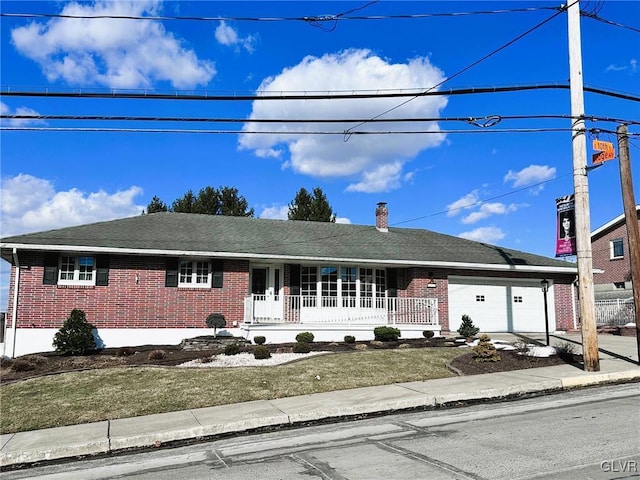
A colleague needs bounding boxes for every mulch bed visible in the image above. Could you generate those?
[0,337,580,384]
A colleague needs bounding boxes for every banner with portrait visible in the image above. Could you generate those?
[556,194,576,257]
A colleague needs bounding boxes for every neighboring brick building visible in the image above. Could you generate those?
[1,205,579,357]
[591,205,640,300]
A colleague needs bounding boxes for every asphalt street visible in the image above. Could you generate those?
[4,383,639,480]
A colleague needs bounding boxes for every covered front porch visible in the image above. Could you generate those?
[243,294,439,327]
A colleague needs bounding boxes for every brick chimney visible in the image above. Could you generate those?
[375,202,388,232]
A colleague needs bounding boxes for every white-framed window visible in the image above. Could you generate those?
[58,255,95,285]
[178,259,211,287]
[611,238,624,259]
[514,296,523,303]
[476,295,485,302]
[341,266,357,307]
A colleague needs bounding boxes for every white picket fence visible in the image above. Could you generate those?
[595,298,635,326]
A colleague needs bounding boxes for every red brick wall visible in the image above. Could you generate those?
[553,282,577,331]
[401,268,449,330]
[592,220,637,284]
[6,252,249,329]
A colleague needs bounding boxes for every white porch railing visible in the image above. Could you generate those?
[244,294,438,326]
[595,298,635,326]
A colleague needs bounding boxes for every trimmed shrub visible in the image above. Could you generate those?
[457,314,480,338]
[0,357,14,369]
[10,359,36,372]
[344,335,356,344]
[555,341,577,362]
[293,342,311,354]
[199,356,214,364]
[205,313,226,336]
[373,326,401,342]
[148,349,166,360]
[472,334,501,363]
[295,332,314,343]
[422,330,435,339]
[253,345,271,360]
[224,343,241,356]
[116,347,134,357]
[52,309,97,356]
[254,336,266,345]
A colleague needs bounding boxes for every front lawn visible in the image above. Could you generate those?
[1,348,462,434]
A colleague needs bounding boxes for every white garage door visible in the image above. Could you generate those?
[448,277,555,333]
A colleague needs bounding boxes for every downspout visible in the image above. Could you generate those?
[10,248,20,358]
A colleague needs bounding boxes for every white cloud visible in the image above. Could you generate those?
[446,190,480,217]
[239,49,448,193]
[11,1,215,89]
[0,102,46,127]
[458,226,505,244]
[1,174,145,237]
[346,162,403,193]
[461,202,519,224]
[504,164,556,194]
[259,205,289,220]
[215,21,257,53]
[605,59,638,74]
[335,217,351,224]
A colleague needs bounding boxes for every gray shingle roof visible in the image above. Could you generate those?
[1,212,575,271]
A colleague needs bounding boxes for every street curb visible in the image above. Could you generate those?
[2,371,639,470]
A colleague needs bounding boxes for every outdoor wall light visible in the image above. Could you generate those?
[541,279,549,293]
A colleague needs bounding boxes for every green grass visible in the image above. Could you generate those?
[0,348,462,434]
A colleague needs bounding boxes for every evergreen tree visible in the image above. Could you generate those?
[52,309,97,355]
[146,195,168,214]
[218,186,254,217]
[193,186,220,215]
[288,187,336,222]
[172,189,197,213]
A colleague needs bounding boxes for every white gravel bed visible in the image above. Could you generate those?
[178,351,331,368]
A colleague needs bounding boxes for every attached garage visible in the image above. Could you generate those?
[448,276,555,333]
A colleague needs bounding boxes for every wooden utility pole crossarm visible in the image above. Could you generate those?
[616,124,640,363]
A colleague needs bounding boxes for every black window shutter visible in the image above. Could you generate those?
[289,264,301,295]
[96,255,110,286]
[387,268,398,297]
[165,258,179,287]
[43,253,58,285]
[212,260,223,288]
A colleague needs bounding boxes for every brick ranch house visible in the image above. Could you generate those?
[1,204,579,357]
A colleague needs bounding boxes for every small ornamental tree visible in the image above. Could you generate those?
[52,309,97,355]
[473,334,501,363]
[457,314,480,338]
[206,313,226,336]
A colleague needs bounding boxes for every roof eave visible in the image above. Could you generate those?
[1,243,579,275]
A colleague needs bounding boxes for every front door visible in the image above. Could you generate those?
[251,265,283,321]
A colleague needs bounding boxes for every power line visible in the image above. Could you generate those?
[0,127,585,134]
[581,11,640,34]
[392,172,574,226]
[345,1,577,135]
[3,113,638,126]
[3,83,638,102]
[0,6,560,23]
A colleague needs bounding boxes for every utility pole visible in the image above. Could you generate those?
[567,0,600,371]
[616,124,640,363]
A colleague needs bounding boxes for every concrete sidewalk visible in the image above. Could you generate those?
[2,334,639,468]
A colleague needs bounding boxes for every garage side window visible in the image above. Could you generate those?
[476,295,485,302]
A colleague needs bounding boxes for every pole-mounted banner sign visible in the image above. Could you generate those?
[592,139,615,164]
[556,195,576,257]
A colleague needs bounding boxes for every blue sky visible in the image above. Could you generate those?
[1,1,639,308]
